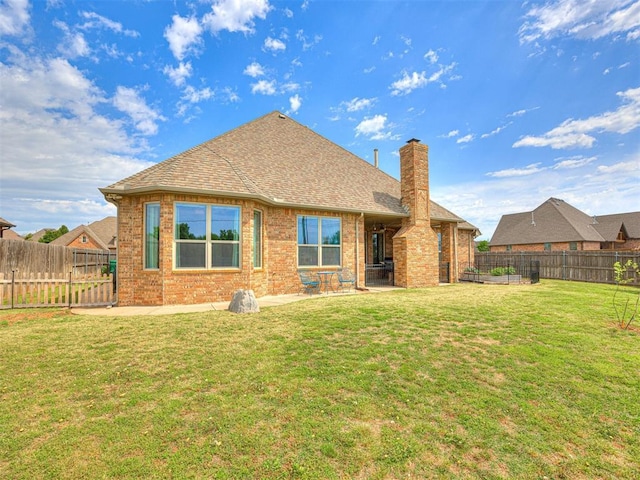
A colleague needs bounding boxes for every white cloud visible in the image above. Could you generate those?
[597,159,640,174]
[251,79,276,95]
[296,29,322,50]
[390,71,427,96]
[456,134,475,144]
[79,11,139,37]
[481,122,512,139]
[442,130,459,138]
[289,94,302,113]
[342,97,376,112]
[263,36,286,52]
[0,54,154,233]
[112,86,165,136]
[507,107,539,117]
[355,114,395,140]
[163,62,192,87]
[284,8,293,18]
[513,86,640,149]
[202,0,271,34]
[54,20,91,59]
[486,163,545,178]
[181,85,214,104]
[164,15,202,61]
[519,0,640,43]
[553,156,596,169]
[243,61,265,77]
[390,62,457,95]
[424,49,438,64]
[0,0,30,36]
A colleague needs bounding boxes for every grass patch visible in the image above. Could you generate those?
[1,281,639,479]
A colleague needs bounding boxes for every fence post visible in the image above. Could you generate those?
[68,271,72,308]
[11,269,15,309]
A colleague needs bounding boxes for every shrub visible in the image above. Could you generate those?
[490,266,516,276]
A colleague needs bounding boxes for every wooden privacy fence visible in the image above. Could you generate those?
[0,239,113,276]
[0,272,114,309]
[474,251,640,285]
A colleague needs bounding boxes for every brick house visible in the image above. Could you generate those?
[50,216,117,255]
[100,112,479,306]
[490,197,640,252]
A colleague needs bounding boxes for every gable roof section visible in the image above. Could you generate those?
[0,217,16,228]
[593,212,640,241]
[51,216,117,250]
[490,198,605,246]
[102,112,414,218]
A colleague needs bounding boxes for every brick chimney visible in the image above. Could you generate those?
[392,138,439,288]
[400,138,430,227]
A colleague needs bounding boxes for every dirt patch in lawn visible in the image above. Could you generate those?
[0,308,69,326]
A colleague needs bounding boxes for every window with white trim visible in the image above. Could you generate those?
[297,215,341,267]
[144,203,160,269]
[253,210,262,269]
[174,203,240,269]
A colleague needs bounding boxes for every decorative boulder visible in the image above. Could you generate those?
[228,289,260,314]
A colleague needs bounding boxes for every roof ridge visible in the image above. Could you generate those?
[202,144,271,199]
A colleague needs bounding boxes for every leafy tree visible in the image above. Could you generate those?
[39,225,69,243]
[476,240,490,252]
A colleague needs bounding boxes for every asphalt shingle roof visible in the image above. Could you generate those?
[102,111,469,225]
[490,197,639,246]
[51,216,117,250]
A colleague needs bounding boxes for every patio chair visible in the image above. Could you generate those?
[337,267,356,292]
[298,270,321,295]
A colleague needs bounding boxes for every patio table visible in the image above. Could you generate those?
[316,271,336,294]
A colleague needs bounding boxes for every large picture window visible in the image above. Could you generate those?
[144,203,160,269]
[174,203,240,269]
[297,215,341,267]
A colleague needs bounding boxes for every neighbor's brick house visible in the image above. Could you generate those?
[490,197,640,252]
[50,216,117,255]
[101,112,479,306]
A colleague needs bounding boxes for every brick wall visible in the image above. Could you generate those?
[67,234,102,250]
[490,241,602,252]
[115,193,365,306]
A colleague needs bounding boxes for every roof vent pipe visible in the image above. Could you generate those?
[374,148,379,169]
[531,211,536,226]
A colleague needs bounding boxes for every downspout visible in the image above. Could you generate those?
[356,213,363,288]
[453,224,459,283]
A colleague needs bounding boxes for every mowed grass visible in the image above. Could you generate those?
[1,280,638,479]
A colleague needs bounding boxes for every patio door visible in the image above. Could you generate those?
[372,232,384,264]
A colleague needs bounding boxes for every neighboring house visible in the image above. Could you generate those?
[50,216,117,255]
[0,217,19,239]
[25,228,53,242]
[490,197,640,252]
[100,111,479,306]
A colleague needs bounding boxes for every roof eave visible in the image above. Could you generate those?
[99,185,409,218]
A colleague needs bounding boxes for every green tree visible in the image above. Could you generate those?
[476,240,490,252]
[39,225,69,243]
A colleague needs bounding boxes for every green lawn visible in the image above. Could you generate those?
[1,280,638,479]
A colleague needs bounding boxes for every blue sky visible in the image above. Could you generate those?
[1,0,638,239]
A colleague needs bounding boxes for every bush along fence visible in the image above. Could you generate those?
[0,271,114,309]
[470,251,640,285]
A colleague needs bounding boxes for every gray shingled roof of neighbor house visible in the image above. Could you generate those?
[51,216,117,250]
[101,111,469,225]
[593,212,640,241]
[490,198,606,246]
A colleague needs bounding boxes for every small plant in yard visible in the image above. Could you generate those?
[464,267,479,274]
[490,266,516,276]
[613,259,640,330]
